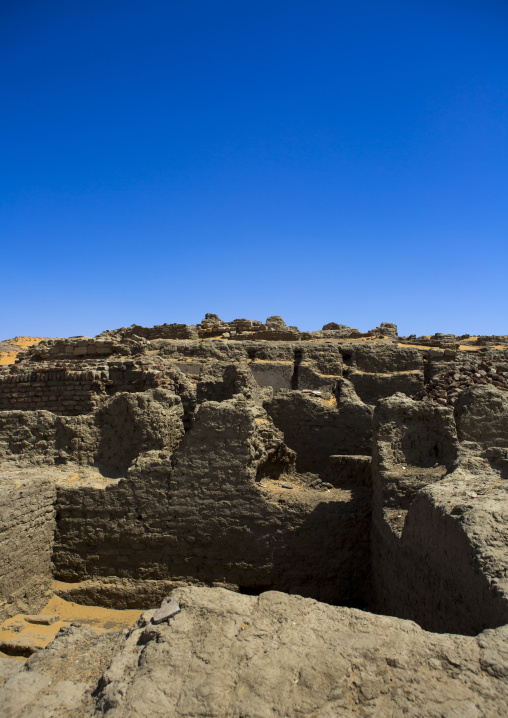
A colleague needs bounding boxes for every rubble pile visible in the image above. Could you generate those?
[416,358,508,406]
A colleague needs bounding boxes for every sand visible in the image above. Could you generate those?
[0,592,142,661]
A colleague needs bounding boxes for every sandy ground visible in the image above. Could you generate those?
[0,337,47,365]
[0,592,142,661]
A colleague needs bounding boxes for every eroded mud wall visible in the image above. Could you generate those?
[265,381,373,472]
[0,470,56,621]
[371,393,508,635]
[52,396,371,606]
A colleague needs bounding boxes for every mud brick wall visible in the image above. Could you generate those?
[0,471,56,621]
[266,388,373,472]
[0,361,187,417]
[371,393,508,635]
[0,368,106,415]
[122,324,198,340]
[52,399,372,607]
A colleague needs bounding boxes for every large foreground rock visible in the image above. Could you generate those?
[94,586,508,717]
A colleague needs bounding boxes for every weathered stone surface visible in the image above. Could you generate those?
[49,394,370,606]
[455,385,508,448]
[371,394,508,635]
[0,624,124,717]
[94,388,185,476]
[94,586,508,717]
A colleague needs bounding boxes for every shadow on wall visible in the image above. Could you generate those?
[371,391,508,635]
[265,380,373,473]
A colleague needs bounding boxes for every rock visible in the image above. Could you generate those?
[151,600,180,624]
[93,586,508,717]
[379,322,398,338]
[0,625,124,717]
[322,322,349,330]
[265,315,288,330]
[24,613,59,625]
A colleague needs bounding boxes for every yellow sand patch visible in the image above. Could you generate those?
[0,352,18,366]
[0,337,48,365]
[0,594,142,661]
[321,395,337,407]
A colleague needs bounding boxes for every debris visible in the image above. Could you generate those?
[24,614,60,625]
[151,600,181,625]
[3,621,24,633]
[281,483,293,489]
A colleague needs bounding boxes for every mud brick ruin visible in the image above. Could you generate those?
[1,315,508,716]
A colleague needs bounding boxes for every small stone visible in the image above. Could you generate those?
[281,483,293,489]
[151,600,181,625]
[24,613,60,625]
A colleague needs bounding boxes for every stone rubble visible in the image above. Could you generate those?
[415,357,508,406]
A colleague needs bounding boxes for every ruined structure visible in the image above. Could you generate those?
[1,316,508,716]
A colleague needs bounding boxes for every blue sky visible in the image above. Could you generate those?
[1,0,507,338]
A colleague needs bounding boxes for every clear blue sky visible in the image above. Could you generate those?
[1,0,507,338]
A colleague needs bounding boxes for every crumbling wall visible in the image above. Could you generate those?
[372,393,458,513]
[122,323,198,340]
[196,362,260,404]
[0,389,185,475]
[341,343,424,404]
[52,397,371,606]
[1,324,507,638]
[249,362,293,391]
[94,389,185,477]
[0,360,195,419]
[265,380,373,472]
[0,470,56,621]
[371,393,508,634]
[373,475,508,635]
[0,410,98,466]
[455,385,508,448]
